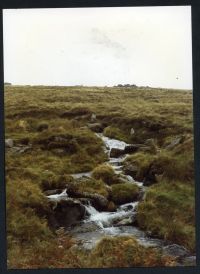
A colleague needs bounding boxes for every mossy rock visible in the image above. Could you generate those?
[92,164,122,185]
[111,183,140,205]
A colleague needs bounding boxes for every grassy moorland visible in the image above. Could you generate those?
[5,85,195,268]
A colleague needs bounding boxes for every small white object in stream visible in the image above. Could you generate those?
[47,189,68,201]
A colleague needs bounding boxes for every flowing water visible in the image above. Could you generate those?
[69,133,164,249]
[46,133,195,263]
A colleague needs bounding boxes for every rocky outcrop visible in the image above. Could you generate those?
[123,164,139,178]
[110,148,125,158]
[48,198,86,228]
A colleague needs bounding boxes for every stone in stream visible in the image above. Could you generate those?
[48,198,86,228]
[123,164,139,178]
[114,216,135,226]
[110,148,125,158]
[124,145,140,154]
[162,244,190,259]
[44,189,63,196]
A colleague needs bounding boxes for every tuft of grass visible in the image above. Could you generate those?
[103,126,129,142]
[111,183,140,205]
[72,178,109,198]
[92,164,121,185]
[136,180,195,252]
[88,236,175,267]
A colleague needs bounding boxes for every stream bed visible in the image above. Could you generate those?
[47,133,196,265]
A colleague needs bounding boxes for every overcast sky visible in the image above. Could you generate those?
[3,6,192,89]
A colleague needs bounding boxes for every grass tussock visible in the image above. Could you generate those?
[8,235,175,269]
[111,183,140,205]
[92,164,122,185]
[136,180,195,252]
[88,236,175,267]
[72,178,109,198]
[5,85,194,268]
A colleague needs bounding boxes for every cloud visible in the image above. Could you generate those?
[91,28,126,54]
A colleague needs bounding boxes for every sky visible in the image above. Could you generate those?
[3,6,192,89]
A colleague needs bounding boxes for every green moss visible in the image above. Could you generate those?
[5,85,194,268]
[111,183,140,205]
[136,180,195,251]
[73,178,109,198]
[103,126,128,142]
[92,164,117,185]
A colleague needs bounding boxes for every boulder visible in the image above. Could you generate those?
[110,148,125,158]
[48,198,86,228]
[66,186,109,211]
[87,123,104,132]
[162,244,190,258]
[86,193,109,210]
[123,164,139,178]
[5,139,14,148]
[124,145,140,154]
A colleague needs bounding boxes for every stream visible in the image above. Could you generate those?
[47,133,196,264]
[67,133,163,249]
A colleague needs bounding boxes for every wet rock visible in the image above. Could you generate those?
[115,216,135,226]
[106,201,117,212]
[110,148,125,158]
[44,189,63,196]
[124,145,140,154]
[48,198,86,228]
[5,139,14,148]
[87,123,104,132]
[163,244,190,258]
[123,164,139,178]
[67,186,109,211]
[87,193,109,210]
[78,198,92,206]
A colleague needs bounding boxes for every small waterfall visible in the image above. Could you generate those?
[84,202,138,230]
[47,188,68,201]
